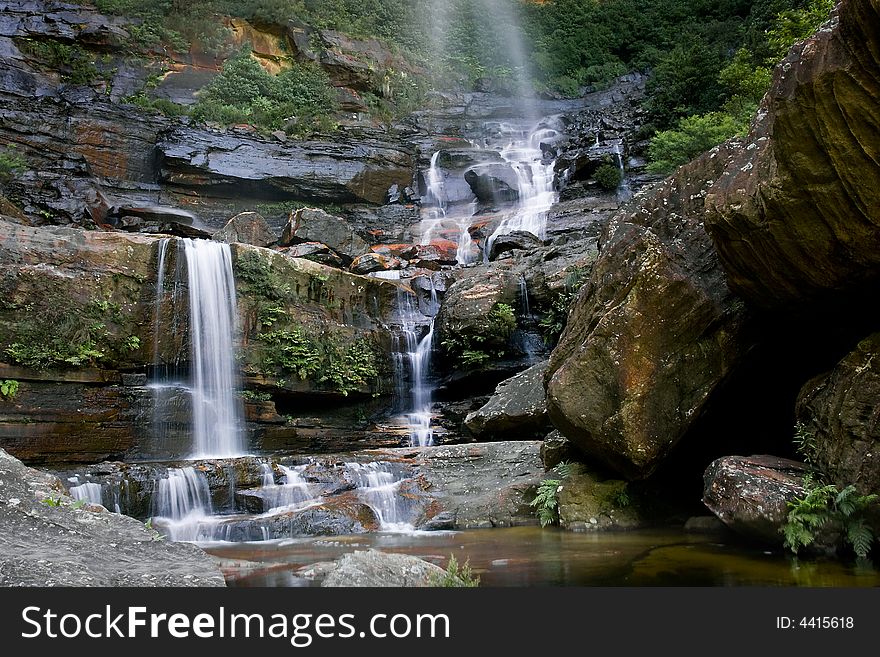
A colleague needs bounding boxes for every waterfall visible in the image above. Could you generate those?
[69,478,103,506]
[420,151,479,266]
[260,464,315,512]
[348,462,413,532]
[392,283,437,447]
[152,467,213,542]
[518,274,531,319]
[183,239,245,459]
[613,141,633,201]
[486,121,560,254]
[424,151,447,216]
[151,238,245,459]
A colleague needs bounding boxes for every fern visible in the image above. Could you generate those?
[846,519,874,559]
[782,479,878,558]
[530,479,562,527]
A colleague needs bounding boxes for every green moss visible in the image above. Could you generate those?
[0,146,27,182]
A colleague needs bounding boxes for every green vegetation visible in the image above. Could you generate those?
[0,146,27,182]
[539,267,588,346]
[41,496,63,508]
[126,94,190,117]
[782,477,878,558]
[645,0,834,172]
[530,462,572,528]
[793,421,819,466]
[594,162,623,191]
[0,379,19,399]
[441,302,517,370]
[2,294,135,371]
[190,48,336,135]
[240,389,273,402]
[17,38,99,84]
[235,250,381,395]
[259,329,379,395]
[427,555,480,588]
[647,112,742,173]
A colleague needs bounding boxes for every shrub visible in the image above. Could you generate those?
[594,163,622,191]
[191,48,336,135]
[647,112,741,174]
[17,38,98,84]
[0,379,19,399]
[442,302,518,370]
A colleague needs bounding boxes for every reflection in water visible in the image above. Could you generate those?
[202,527,880,588]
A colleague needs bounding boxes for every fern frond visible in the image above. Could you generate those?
[845,519,874,559]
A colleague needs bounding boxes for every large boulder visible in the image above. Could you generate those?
[704,0,880,311]
[464,165,520,203]
[410,441,545,529]
[545,143,751,480]
[557,467,646,532]
[489,230,544,261]
[0,449,225,586]
[321,551,447,588]
[797,333,880,495]
[280,208,370,263]
[213,211,276,248]
[702,455,808,544]
[464,362,550,439]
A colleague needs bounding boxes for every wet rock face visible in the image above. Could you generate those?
[0,449,225,587]
[705,0,880,310]
[159,126,415,208]
[410,442,545,529]
[702,455,809,544]
[546,144,752,480]
[464,361,550,440]
[797,334,880,495]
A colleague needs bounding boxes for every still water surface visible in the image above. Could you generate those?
[203,528,880,587]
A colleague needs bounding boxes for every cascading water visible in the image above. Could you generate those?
[183,239,244,459]
[613,141,633,201]
[348,462,413,532]
[151,467,213,542]
[392,282,438,447]
[420,151,479,266]
[486,121,560,255]
[69,478,103,506]
[260,464,315,512]
[151,238,245,459]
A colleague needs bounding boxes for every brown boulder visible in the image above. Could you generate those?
[703,455,809,544]
[545,144,751,480]
[797,333,880,495]
[704,0,880,310]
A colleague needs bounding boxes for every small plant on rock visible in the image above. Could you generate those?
[428,555,480,588]
[530,462,572,527]
[1,379,19,399]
